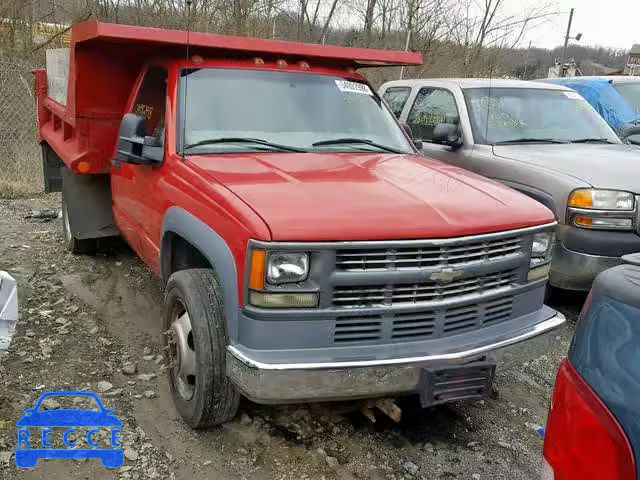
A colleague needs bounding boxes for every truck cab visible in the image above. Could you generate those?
[36,22,563,427]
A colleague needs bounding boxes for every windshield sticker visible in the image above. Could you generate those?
[335,80,373,95]
[563,91,583,100]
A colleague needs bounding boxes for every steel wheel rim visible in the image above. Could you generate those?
[168,300,196,401]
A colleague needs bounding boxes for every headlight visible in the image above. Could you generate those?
[529,231,554,279]
[568,189,636,230]
[267,252,309,284]
[568,189,635,210]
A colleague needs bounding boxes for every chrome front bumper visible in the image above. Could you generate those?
[226,310,565,404]
[550,242,621,291]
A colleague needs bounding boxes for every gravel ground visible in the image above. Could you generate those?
[0,194,585,480]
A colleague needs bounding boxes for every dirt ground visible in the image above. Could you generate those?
[0,193,585,480]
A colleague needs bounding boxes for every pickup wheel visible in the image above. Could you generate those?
[62,191,97,254]
[164,268,240,428]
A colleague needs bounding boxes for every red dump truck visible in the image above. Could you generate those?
[35,21,564,427]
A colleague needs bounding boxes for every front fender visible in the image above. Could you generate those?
[161,207,239,342]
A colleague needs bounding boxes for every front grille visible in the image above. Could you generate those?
[333,296,513,345]
[335,236,523,271]
[332,270,517,308]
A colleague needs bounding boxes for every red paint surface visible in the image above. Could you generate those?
[543,359,636,480]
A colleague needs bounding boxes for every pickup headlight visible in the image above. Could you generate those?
[568,189,636,230]
[248,249,317,308]
[267,252,309,284]
[528,232,554,281]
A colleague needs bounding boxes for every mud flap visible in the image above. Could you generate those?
[63,170,119,240]
[419,360,496,407]
[41,144,65,193]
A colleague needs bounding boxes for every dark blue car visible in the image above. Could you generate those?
[542,254,640,479]
[15,391,124,468]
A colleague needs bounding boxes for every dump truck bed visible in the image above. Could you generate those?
[35,21,423,175]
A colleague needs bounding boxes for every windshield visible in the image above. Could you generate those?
[463,88,620,145]
[180,68,413,154]
[613,82,640,115]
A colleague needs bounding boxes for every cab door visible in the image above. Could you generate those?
[111,66,169,272]
[405,87,471,168]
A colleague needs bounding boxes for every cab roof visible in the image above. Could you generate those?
[71,21,423,68]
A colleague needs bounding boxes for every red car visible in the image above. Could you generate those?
[542,254,640,479]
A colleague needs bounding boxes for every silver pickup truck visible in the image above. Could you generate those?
[380,78,640,291]
[0,271,18,354]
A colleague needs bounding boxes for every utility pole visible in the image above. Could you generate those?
[522,41,532,79]
[399,29,411,80]
[559,8,582,77]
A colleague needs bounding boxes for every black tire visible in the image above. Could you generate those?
[62,190,97,254]
[164,268,240,428]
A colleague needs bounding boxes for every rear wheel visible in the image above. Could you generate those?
[164,268,240,428]
[62,191,97,254]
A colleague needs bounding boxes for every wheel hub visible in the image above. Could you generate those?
[168,303,196,401]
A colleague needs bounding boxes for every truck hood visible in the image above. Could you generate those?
[188,152,553,241]
[492,144,640,193]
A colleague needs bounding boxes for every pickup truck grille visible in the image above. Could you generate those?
[335,236,523,271]
[332,270,517,308]
[334,296,514,344]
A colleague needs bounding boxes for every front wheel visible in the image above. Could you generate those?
[164,268,240,428]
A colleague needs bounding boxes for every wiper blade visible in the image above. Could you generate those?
[569,138,617,144]
[312,137,404,154]
[493,138,568,145]
[184,137,306,153]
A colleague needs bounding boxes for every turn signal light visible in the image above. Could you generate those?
[568,190,593,209]
[249,249,266,290]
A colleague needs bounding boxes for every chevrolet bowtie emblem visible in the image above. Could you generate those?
[430,267,464,284]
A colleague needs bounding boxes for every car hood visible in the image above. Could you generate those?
[492,144,640,193]
[188,152,553,241]
[16,410,123,428]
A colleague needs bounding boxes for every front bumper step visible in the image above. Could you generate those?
[420,362,496,407]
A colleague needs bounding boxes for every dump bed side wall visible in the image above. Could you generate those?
[36,42,142,174]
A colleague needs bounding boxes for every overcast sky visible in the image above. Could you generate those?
[523,0,639,50]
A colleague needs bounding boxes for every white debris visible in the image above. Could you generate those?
[0,271,18,353]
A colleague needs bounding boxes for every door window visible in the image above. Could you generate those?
[407,88,459,142]
[133,66,168,138]
[382,87,411,118]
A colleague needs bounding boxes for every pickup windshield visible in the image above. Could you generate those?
[463,88,620,145]
[180,68,413,154]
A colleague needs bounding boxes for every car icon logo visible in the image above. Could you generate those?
[15,391,124,468]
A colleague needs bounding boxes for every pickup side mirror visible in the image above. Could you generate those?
[621,125,640,145]
[626,134,640,146]
[433,123,463,149]
[400,122,424,151]
[115,113,163,167]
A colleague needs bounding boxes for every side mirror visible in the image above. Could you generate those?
[432,123,463,149]
[115,113,163,167]
[400,122,424,151]
[627,134,640,146]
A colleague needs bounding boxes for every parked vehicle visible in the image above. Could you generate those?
[380,78,640,291]
[542,253,640,480]
[0,270,18,354]
[36,22,564,427]
[540,76,640,144]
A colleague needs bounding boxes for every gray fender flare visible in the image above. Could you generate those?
[161,207,239,342]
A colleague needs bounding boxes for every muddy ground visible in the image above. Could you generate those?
[0,194,585,480]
